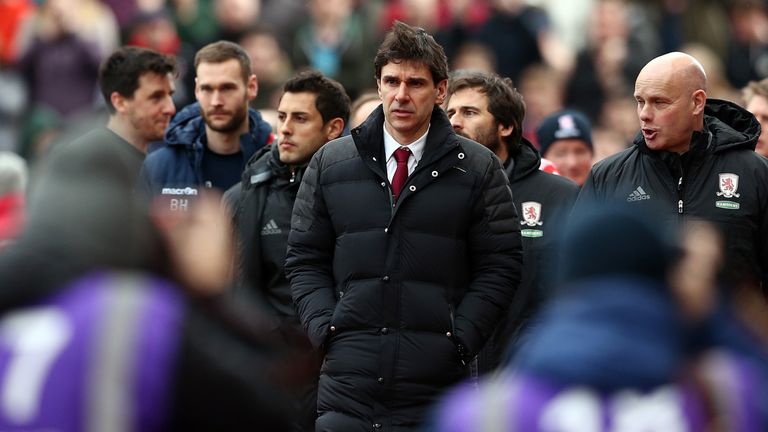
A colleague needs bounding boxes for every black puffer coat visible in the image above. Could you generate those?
[285,106,522,431]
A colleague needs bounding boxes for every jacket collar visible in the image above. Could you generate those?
[351,104,461,169]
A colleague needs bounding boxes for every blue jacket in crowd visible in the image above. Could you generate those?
[137,102,274,207]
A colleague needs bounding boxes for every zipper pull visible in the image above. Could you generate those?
[289,169,297,183]
[678,199,683,214]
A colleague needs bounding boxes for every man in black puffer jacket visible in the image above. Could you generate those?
[285,22,522,431]
[445,70,579,374]
[575,51,768,297]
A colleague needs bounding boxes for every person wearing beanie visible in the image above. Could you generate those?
[427,203,768,431]
[536,108,594,186]
[516,204,682,391]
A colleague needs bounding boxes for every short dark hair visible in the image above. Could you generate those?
[194,40,252,83]
[448,70,526,149]
[282,69,351,124]
[374,21,449,85]
[99,46,176,114]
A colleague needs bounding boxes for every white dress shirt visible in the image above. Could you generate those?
[383,124,429,183]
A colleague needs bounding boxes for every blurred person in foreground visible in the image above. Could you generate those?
[285,21,522,431]
[0,107,298,430]
[138,40,274,209]
[61,46,176,181]
[575,51,768,299]
[430,204,768,431]
[535,108,594,186]
[224,69,350,430]
[742,77,768,158]
[445,70,579,374]
[0,152,27,249]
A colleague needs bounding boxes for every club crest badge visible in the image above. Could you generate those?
[716,173,740,198]
[715,173,741,210]
[521,202,543,226]
[520,201,544,238]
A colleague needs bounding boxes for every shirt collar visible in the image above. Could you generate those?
[383,124,429,163]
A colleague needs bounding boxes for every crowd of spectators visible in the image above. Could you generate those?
[2,0,768,165]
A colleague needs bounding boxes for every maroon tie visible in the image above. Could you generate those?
[391,147,411,199]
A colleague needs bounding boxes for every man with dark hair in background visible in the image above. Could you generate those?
[138,40,274,211]
[445,70,579,373]
[64,46,176,180]
[285,21,522,431]
[224,69,350,431]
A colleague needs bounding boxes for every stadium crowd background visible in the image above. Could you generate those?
[1,0,767,167]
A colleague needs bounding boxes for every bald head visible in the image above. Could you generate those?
[639,52,707,94]
[634,52,708,153]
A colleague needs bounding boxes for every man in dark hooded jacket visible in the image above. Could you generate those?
[138,41,274,210]
[445,70,579,373]
[575,51,768,296]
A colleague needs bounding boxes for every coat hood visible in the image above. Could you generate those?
[507,137,541,181]
[164,102,204,147]
[703,98,760,152]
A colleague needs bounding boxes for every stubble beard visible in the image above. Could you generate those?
[203,105,248,133]
[132,115,167,143]
[457,127,498,153]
